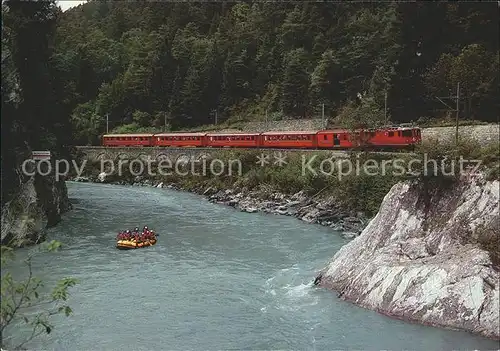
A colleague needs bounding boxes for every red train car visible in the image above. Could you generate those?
[154,133,206,147]
[366,127,420,148]
[102,134,154,147]
[206,133,261,148]
[261,131,317,148]
[100,126,421,150]
[317,127,421,149]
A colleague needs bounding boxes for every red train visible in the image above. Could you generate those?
[101,127,421,150]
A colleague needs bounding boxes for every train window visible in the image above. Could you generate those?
[402,130,412,137]
[324,135,327,140]
[389,132,394,137]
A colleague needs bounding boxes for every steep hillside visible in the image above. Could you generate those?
[51,2,498,143]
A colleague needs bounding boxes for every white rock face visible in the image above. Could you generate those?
[317,177,500,340]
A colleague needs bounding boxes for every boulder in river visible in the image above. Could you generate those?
[97,172,107,183]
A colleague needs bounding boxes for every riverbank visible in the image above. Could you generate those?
[69,150,397,239]
[69,136,498,240]
[315,174,500,340]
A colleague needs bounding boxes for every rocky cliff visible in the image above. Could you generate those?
[1,170,71,248]
[315,175,499,339]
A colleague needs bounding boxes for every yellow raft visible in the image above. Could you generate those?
[116,238,157,250]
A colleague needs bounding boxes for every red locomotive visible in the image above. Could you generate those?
[101,126,421,150]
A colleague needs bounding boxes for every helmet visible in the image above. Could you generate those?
[134,227,139,231]
[126,230,130,233]
[144,226,148,230]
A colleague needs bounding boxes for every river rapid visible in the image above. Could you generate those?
[4,182,499,350]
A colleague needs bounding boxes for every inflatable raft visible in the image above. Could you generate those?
[116,238,157,250]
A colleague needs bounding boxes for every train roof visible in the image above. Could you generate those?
[206,132,260,136]
[383,126,419,130]
[153,132,207,136]
[103,133,154,137]
[317,129,350,133]
[261,131,318,135]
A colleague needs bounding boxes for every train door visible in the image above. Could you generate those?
[333,134,340,146]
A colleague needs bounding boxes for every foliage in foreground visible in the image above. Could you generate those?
[0,240,77,350]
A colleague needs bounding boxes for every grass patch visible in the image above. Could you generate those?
[411,134,499,183]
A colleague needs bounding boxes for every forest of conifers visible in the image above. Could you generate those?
[2,1,499,148]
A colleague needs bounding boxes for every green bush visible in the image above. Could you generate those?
[1,241,77,350]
